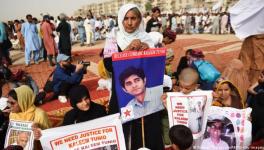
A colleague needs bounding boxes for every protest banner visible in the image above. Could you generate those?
[199,106,252,150]
[166,91,213,139]
[112,48,166,122]
[40,114,126,150]
[4,120,34,150]
[103,36,118,58]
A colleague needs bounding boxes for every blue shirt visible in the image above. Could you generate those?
[21,22,41,51]
[77,20,85,34]
[0,22,7,43]
[52,64,84,93]
[125,85,164,119]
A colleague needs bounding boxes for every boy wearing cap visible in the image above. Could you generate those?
[52,54,85,103]
[200,119,229,150]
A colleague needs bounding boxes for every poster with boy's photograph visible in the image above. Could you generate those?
[200,114,236,150]
[198,106,252,149]
[112,49,166,122]
[4,120,34,150]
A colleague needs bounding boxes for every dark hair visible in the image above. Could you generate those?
[8,89,18,101]
[26,14,32,19]
[32,17,38,22]
[152,7,161,13]
[186,49,193,55]
[14,20,20,23]
[169,125,193,150]
[119,67,145,88]
[68,85,90,108]
[163,29,176,41]
[49,16,54,20]
[4,145,23,150]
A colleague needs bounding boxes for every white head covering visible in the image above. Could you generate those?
[117,3,154,50]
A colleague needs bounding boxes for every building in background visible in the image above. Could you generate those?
[74,0,239,17]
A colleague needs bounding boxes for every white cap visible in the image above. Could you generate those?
[208,114,225,121]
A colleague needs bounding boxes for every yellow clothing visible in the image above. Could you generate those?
[165,64,173,77]
[215,80,244,109]
[9,85,50,129]
[98,60,111,79]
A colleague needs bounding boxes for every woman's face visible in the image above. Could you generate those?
[76,97,91,111]
[123,9,141,33]
[217,83,231,100]
[8,96,21,113]
[186,51,192,60]
[162,36,172,45]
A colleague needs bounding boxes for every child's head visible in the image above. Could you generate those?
[185,49,193,60]
[163,29,176,45]
[169,125,193,150]
[178,68,199,94]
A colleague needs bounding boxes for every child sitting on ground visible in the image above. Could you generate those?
[169,125,193,150]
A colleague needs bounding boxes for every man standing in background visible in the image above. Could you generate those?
[21,14,41,66]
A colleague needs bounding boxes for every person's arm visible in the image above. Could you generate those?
[64,72,83,84]
[34,24,38,34]
[248,82,259,95]
[56,68,84,84]
[145,19,152,33]
[56,22,62,32]
[21,23,25,37]
[161,93,168,109]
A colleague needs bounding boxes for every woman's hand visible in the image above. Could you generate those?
[125,39,141,51]
[139,42,149,50]
[2,108,11,117]
[161,93,168,109]
[32,123,42,140]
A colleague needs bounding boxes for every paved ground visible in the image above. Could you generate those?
[5,33,242,92]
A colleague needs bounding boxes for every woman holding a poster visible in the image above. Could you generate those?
[102,3,164,150]
[8,85,51,129]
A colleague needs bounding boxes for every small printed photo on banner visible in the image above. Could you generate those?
[4,120,34,150]
[90,144,118,150]
[188,96,206,134]
[166,91,213,139]
[6,129,32,149]
[200,114,236,150]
